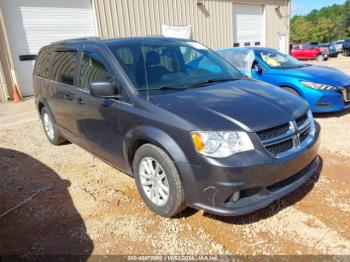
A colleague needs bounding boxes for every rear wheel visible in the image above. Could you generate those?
[41,107,66,145]
[133,144,186,217]
[344,49,350,57]
[316,54,325,61]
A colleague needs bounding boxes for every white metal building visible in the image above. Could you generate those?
[0,0,291,101]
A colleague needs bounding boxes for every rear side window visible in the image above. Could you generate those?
[34,48,52,78]
[52,51,77,85]
[79,51,113,90]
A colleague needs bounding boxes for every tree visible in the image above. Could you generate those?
[291,2,350,43]
[290,16,314,43]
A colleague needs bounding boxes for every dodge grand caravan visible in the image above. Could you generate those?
[33,37,320,217]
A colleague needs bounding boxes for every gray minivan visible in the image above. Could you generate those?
[33,37,320,217]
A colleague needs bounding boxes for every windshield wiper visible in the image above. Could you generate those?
[138,86,187,92]
[185,78,240,88]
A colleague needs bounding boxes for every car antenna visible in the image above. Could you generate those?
[141,38,150,101]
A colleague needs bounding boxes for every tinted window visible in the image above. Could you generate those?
[79,51,113,90]
[34,48,52,78]
[302,44,312,49]
[52,51,77,85]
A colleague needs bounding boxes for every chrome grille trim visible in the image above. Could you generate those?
[259,122,294,146]
[257,111,315,158]
[342,85,350,102]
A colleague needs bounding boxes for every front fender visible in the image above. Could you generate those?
[123,125,190,175]
[278,81,304,96]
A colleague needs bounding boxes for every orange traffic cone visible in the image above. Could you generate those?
[12,84,22,102]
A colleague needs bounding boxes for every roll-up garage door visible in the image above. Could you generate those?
[233,4,264,48]
[0,0,97,96]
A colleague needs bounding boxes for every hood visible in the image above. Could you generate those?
[150,79,308,132]
[273,65,350,87]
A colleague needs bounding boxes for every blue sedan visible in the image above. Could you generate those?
[217,47,350,113]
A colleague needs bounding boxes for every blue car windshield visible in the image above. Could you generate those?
[255,49,305,69]
[107,39,243,92]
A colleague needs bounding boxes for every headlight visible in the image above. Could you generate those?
[191,131,254,158]
[300,81,337,91]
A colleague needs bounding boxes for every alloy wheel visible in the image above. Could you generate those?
[43,113,55,140]
[139,157,169,206]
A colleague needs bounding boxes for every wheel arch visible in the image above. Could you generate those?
[279,84,304,98]
[36,96,57,122]
[123,126,189,176]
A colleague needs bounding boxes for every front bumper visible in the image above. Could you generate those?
[306,89,350,113]
[178,122,321,216]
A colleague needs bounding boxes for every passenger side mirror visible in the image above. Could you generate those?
[90,80,120,99]
[253,63,263,74]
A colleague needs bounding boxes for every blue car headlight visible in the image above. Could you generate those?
[300,81,338,91]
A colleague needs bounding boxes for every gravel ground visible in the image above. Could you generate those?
[1,56,350,256]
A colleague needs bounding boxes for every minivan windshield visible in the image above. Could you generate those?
[107,39,243,92]
[255,49,306,69]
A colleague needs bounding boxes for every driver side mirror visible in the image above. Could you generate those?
[90,80,120,99]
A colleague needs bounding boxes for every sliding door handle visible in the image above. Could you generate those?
[77,98,85,105]
[63,93,74,100]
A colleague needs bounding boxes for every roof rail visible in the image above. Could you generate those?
[50,36,101,45]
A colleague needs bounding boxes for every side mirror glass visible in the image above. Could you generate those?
[253,64,263,74]
[90,80,120,99]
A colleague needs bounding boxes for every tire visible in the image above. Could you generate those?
[282,87,300,97]
[133,144,186,217]
[345,50,350,57]
[40,107,66,145]
[316,54,325,61]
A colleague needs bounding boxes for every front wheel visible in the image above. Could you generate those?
[133,144,186,217]
[316,54,325,61]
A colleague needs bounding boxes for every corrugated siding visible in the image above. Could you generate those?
[93,0,233,50]
[93,0,290,51]
[264,0,290,50]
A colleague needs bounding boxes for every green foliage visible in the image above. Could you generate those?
[291,1,350,43]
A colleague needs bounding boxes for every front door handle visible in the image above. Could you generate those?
[77,98,85,105]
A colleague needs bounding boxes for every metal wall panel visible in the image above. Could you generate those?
[93,0,290,50]
[93,0,233,50]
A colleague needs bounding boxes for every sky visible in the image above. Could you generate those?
[292,0,347,16]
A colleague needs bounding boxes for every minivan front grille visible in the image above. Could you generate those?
[256,123,290,141]
[299,127,310,143]
[295,113,308,128]
[265,139,294,154]
[257,112,313,157]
